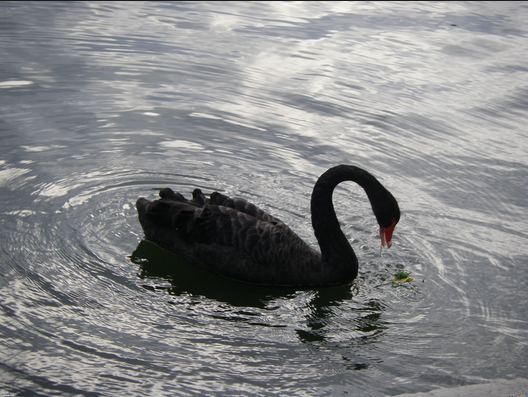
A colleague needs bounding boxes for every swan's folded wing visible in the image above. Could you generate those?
[173,204,291,264]
[208,192,283,225]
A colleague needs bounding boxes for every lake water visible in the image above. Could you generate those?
[1,2,527,396]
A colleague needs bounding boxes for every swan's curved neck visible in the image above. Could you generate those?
[310,165,385,281]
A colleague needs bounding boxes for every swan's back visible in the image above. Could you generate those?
[136,188,321,285]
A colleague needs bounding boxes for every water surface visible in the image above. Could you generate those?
[1,2,527,396]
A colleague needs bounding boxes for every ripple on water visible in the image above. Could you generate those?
[0,163,432,395]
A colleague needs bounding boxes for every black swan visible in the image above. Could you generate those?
[135,165,400,287]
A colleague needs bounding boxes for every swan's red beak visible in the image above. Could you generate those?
[380,220,398,248]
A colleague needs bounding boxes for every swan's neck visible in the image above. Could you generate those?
[311,165,384,282]
[310,167,357,281]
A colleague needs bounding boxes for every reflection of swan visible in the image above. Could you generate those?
[136,165,400,287]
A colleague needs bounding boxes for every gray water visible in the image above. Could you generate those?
[1,2,527,396]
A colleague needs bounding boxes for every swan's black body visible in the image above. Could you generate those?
[136,165,400,286]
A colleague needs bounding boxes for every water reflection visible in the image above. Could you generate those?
[131,239,389,348]
[132,240,296,308]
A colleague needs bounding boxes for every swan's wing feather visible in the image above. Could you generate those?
[209,192,283,224]
[190,188,207,206]
[144,197,196,228]
[173,204,292,264]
